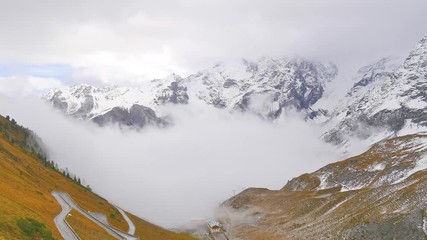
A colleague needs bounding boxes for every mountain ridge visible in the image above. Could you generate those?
[324,35,427,145]
[222,133,427,239]
[43,35,427,151]
[43,56,338,128]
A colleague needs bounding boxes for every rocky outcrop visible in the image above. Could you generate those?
[222,134,427,239]
[92,104,166,128]
[187,57,338,119]
[153,74,189,105]
[324,36,427,145]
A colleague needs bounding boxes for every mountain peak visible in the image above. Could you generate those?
[164,73,182,80]
[44,55,339,126]
[403,36,427,71]
[324,35,427,145]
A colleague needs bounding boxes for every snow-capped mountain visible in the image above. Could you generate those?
[185,57,337,118]
[44,74,188,128]
[324,36,427,145]
[44,35,427,146]
[44,56,338,127]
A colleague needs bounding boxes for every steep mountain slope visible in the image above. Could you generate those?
[43,36,427,148]
[43,82,176,128]
[324,36,427,145]
[222,133,427,239]
[0,114,194,239]
[43,57,337,127]
[185,57,337,118]
[126,211,197,240]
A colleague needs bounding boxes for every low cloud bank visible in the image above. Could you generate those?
[0,96,340,227]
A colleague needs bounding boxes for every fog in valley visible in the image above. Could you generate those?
[1,0,426,231]
[0,96,342,227]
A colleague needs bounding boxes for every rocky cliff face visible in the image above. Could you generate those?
[43,74,187,128]
[222,133,427,239]
[44,57,337,127]
[185,57,338,119]
[324,36,427,145]
[92,105,167,128]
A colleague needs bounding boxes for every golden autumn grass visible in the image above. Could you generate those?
[126,211,195,240]
[0,117,129,239]
[0,115,196,240]
[66,209,115,240]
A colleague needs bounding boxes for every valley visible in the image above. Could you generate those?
[1,1,427,239]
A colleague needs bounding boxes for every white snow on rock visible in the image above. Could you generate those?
[323,36,427,146]
[44,56,338,122]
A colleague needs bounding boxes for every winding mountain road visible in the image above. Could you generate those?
[51,192,80,240]
[116,206,136,235]
[52,191,139,240]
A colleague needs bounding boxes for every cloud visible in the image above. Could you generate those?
[0,97,342,227]
[0,75,64,97]
[0,0,426,84]
[0,0,423,228]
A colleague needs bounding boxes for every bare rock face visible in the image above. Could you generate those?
[154,74,189,105]
[92,104,167,128]
[188,57,338,119]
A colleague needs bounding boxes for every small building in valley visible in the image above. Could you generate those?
[207,220,222,234]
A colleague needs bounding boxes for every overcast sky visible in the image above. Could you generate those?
[0,0,426,95]
[1,1,425,227]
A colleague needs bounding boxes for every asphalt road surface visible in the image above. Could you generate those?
[52,191,139,240]
[116,206,136,235]
[51,192,80,240]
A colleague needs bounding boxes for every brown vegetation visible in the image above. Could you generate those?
[126,211,195,240]
[224,134,427,239]
[66,209,115,240]
[0,115,196,239]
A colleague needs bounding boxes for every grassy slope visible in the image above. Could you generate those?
[0,115,128,239]
[0,115,196,240]
[126,211,195,240]
[226,134,427,239]
[66,209,115,240]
